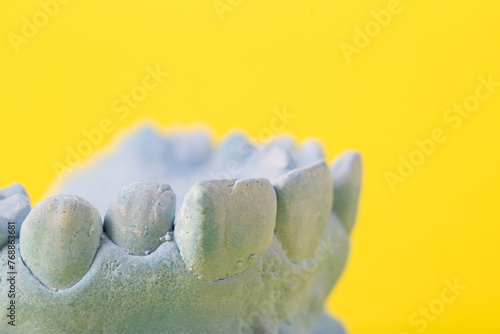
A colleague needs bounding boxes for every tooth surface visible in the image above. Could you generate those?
[330,151,362,234]
[273,161,333,262]
[104,182,176,255]
[175,178,277,281]
[20,195,102,290]
[0,183,29,200]
[310,213,350,307]
[271,134,296,152]
[169,130,212,165]
[0,193,31,244]
[210,132,256,178]
[243,144,296,181]
[293,139,325,167]
[0,217,8,249]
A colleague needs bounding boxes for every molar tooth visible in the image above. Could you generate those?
[175,178,277,281]
[273,161,333,262]
[104,182,176,255]
[0,193,31,247]
[330,151,362,234]
[20,195,102,291]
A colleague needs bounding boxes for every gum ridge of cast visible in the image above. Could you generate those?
[0,132,361,334]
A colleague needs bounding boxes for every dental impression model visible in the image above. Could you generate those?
[0,126,362,334]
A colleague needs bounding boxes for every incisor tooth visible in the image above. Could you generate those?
[20,195,102,291]
[175,178,276,281]
[104,182,176,255]
[330,151,362,234]
[274,161,333,262]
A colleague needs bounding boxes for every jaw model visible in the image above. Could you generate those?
[0,126,362,334]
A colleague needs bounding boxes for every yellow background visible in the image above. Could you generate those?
[1,0,499,333]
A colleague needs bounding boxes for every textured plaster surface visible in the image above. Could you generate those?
[0,127,362,333]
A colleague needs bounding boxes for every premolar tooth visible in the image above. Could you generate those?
[20,195,102,291]
[271,134,296,152]
[330,151,362,234]
[0,217,8,249]
[175,178,277,281]
[0,193,31,247]
[104,182,176,255]
[0,183,29,200]
[0,193,31,226]
[169,130,212,165]
[274,161,333,262]
[294,139,325,167]
[210,132,256,179]
[243,144,296,181]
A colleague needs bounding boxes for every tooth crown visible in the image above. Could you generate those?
[175,178,277,281]
[104,182,176,255]
[274,161,334,263]
[0,183,28,200]
[19,195,102,291]
[242,144,296,181]
[0,128,362,334]
[330,151,362,234]
[0,184,31,248]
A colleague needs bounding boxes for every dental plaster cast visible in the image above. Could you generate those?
[0,126,362,333]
